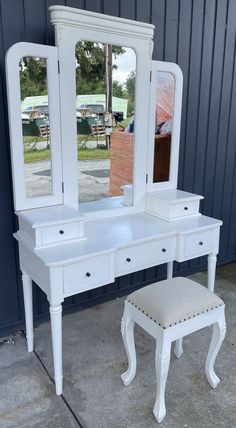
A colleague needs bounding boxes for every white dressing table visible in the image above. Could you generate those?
[5,6,222,395]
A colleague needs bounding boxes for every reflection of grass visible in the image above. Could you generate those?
[24,147,110,163]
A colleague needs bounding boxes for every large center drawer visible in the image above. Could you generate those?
[63,252,115,297]
[115,236,176,276]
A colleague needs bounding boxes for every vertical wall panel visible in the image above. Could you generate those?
[0,0,236,335]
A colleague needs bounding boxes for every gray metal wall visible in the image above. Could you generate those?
[0,0,235,335]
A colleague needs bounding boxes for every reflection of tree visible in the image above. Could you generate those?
[20,57,47,99]
[76,42,125,95]
[125,70,135,114]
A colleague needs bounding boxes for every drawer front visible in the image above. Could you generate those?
[184,229,219,259]
[173,200,199,218]
[115,236,176,276]
[63,253,114,296]
[41,222,78,245]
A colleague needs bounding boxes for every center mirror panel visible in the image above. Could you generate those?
[75,42,136,207]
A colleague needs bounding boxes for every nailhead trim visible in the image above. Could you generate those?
[126,299,224,330]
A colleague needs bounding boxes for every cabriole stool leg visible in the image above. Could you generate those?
[121,303,136,386]
[153,338,171,423]
[205,315,226,388]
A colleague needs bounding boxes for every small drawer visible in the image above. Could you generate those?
[63,253,115,296]
[115,236,176,276]
[40,222,78,246]
[173,200,199,218]
[184,228,220,259]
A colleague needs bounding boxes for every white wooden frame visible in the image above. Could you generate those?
[50,6,154,215]
[147,61,183,192]
[6,42,63,211]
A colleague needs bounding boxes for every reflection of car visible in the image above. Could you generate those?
[23,105,49,117]
[78,104,124,123]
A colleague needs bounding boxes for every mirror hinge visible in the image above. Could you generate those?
[150,70,152,82]
[58,60,60,74]
[62,182,64,193]
[146,173,148,183]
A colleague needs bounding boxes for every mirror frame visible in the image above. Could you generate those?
[6,42,63,211]
[147,60,183,192]
[50,6,154,217]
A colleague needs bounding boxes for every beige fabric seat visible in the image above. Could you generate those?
[126,277,224,329]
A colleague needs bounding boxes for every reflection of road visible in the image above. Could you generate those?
[24,159,110,201]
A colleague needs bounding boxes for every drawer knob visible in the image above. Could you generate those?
[126,257,131,262]
[162,248,166,253]
[86,272,91,277]
[199,241,204,246]
[184,206,188,211]
[59,230,64,235]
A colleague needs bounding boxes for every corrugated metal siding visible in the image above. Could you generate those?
[0,0,235,335]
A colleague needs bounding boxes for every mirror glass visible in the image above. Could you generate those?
[153,71,175,182]
[75,42,136,206]
[20,56,52,198]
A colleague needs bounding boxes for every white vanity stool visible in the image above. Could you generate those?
[121,277,226,423]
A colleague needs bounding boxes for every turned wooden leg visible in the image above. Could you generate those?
[50,304,63,395]
[153,338,171,423]
[121,303,136,386]
[205,316,226,388]
[22,271,34,352]
[208,254,217,292]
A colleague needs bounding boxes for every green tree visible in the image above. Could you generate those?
[20,57,47,100]
[125,70,136,114]
[112,80,125,98]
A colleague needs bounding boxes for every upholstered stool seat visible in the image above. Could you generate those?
[121,277,226,423]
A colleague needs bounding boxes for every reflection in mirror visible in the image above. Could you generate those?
[20,56,52,198]
[75,42,136,206]
[153,72,175,182]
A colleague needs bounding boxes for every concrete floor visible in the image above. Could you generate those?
[0,263,236,428]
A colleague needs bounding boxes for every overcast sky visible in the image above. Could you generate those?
[112,47,136,86]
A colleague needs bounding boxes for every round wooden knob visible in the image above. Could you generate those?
[59,230,64,235]
[162,248,166,252]
[86,272,91,277]
[126,258,131,262]
[199,241,203,246]
[184,206,188,210]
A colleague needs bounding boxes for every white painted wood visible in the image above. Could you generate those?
[167,261,173,279]
[145,190,203,221]
[115,236,176,276]
[50,6,154,213]
[205,319,226,388]
[121,306,136,386]
[5,42,63,211]
[153,338,171,423]
[50,304,63,395]
[147,61,183,192]
[22,271,34,352]
[208,254,217,292]
[121,293,225,423]
[63,253,115,296]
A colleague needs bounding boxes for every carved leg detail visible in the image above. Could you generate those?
[121,307,136,386]
[208,254,217,292]
[205,318,226,388]
[153,339,171,423]
[50,304,63,395]
[22,271,34,352]
[174,339,183,359]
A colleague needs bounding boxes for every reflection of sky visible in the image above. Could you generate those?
[112,48,136,86]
